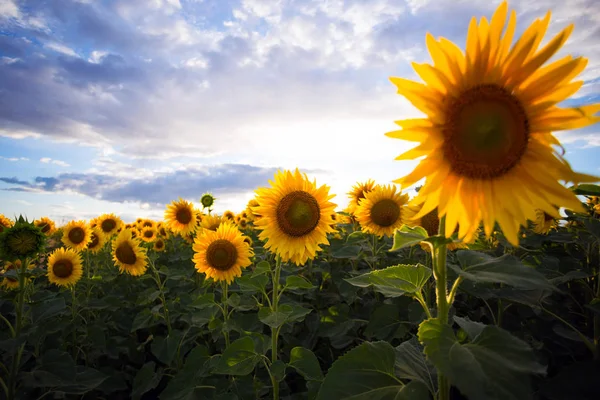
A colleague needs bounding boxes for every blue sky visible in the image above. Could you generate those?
[0,0,599,225]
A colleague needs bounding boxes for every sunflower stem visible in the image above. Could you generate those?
[432,218,450,400]
[71,286,78,360]
[270,255,282,400]
[221,281,230,349]
[8,258,28,400]
[150,260,172,335]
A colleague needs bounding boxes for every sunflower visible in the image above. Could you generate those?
[1,261,20,290]
[86,227,106,254]
[183,232,196,244]
[96,213,123,236]
[223,210,235,221]
[136,218,143,225]
[587,196,600,206]
[34,217,57,236]
[153,238,166,252]
[164,199,198,236]
[0,214,13,233]
[0,219,46,261]
[200,192,216,209]
[61,220,92,252]
[47,247,83,287]
[346,179,377,215]
[405,206,470,251]
[533,209,558,234]
[140,226,157,243]
[201,214,222,231]
[253,168,337,266]
[238,218,249,230]
[247,199,262,221]
[157,225,170,238]
[387,1,600,246]
[243,236,253,247]
[193,222,253,284]
[354,184,408,238]
[112,229,148,276]
[139,219,155,230]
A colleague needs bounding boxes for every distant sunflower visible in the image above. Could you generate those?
[136,218,143,225]
[140,227,157,243]
[387,1,600,246]
[200,193,216,209]
[86,228,106,254]
[248,199,262,221]
[533,209,558,234]
[112,229,148,276]
[140,219,155,230]
[1,261,21,290]
[164,199,198,236]
[354,184,408,238]
[346,179,377,215]
[183,232,196,244]
[243,236,253,247]
[329,212,339,227]
[34,217,57,236]
[153,238,166,252]
[201,214,222,231]
[62,220,92,252]
[97,213,123,236]
[157,225,170,238]
[223,210,235,221]
[47,247,83,287]
[193,222,253,284]
[238,218,249,230]
[0,214,13,233]
[253,168,337,266]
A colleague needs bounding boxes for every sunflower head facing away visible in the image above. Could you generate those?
[0,219,46,261]
[387,1,600,246]
[253,168,337,266]
[193,222,253,284]
[164,198,198,236]
[47,247,83,288]
[354,184,409,238]
[346,180,377,215]
[34,217,57,236]
[112,229,148,276]
[97,213,123,237]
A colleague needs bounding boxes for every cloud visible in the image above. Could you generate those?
[40,157,71,167]
[0,156,29,161]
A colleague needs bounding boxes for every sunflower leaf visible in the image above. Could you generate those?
[212,336,261,376]
[345,264,432,298]
[389,225,429,251]
[289,347,324,381]
[237,274,269,293]
[571,184,600,196]
[285,275,315,289]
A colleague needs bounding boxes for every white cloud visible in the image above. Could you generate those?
[45,42,78,57]
[40,158,71,167]
[0,156,29,162]
[0,0,19,19]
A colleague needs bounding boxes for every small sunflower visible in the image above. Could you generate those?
[0,214,14,233]
[354,184,408,238]
[61,220,92,252]
[153,238,166,252]
[200,192,216,209]
[164,198,198,236]
[346,179,377,215]
[157,225,170,238]
[136,218,143,225]
[0,219,46,261]
[238,218,249,230]
[140,227,157,243]
[139,219,155,230]
[387,1,600,246]
[223,210,235,221]
[243,236,253,247]
[248,198,262,221]
[112,229,148,276]
[86,227,106,254]
[193,222,253,284]
[253,168,337,266]
[97,213,123,236]
[201,214,222,231]
[0,261,25,290]
[183,232,196,244]
[34,217,57,236]
[533,209,559,234]
[47,247,83,287]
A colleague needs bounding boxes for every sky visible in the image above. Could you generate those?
[0,0,599,225]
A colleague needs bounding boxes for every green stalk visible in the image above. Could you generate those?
[71,287,78,360]
[8,258,28,400]
[150,260,172,335]
[270,255,282,400]
[432,218,450,400]
[221,281,230,348]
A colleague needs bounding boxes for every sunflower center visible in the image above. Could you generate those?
[206,239,238,271]
[370,199,401,227]
[176,207,193,224]
[101,219,117,233]
[68,227,85,244]
[155,240,164,249]
[89,233,100,249]
[420,209,440,237]
[53,260,73,278]
[144,230,153,238]
[276,191,321,237]
[116,243,137,265]
[39,223,50,233]
[443,84,529,179]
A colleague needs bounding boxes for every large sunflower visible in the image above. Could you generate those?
[86,227,106,254]
[47,247,83,287]
[96,213,123,237]
[192,222,253,284]
[62,220,92,252]
[387,1,600,246]
[34,217,57,236]
[346,179,377,215]
[112,229,148,276]
[253,168,337,266]
[354,184,408,238]
[164,199,198,236]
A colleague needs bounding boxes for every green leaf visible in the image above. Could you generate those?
[212,336,261,376]
[160,346,211,400]
[151,331,184,366]
[258,306,293,328]
[190,293,217,309]
[451,251,553,290]
[237,274,269,293]
[572,184,600,196]
[289,347,324,381]
[316,341,405,400]
[252,260,271,277]
[418,318,546,400]
[389,225,428,251]
[394,338,437,394]
[31,296,66,323]
[285,275,315,289]
[331,245,362,259]
[345,231,369,244]
[131,309,156,332]
[132,362,160,400]
[271,360,287,382]
[345,264,432,297]
[364,304,404,340]
[584,218,600,239]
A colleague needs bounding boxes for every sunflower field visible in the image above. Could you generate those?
[2,1,600,400]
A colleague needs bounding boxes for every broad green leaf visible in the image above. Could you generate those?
[549,270,592,286]
[258,306,293,328]
[331,245,362,259]
[132,362,160,400]
[285,275,315,289]
[226,292,241,308]
[394,338,437,394]
[31,297,66,323]
[271,360,287,382]
[212,336,261,376]
[190,293,217,309]
[151,331,184,366]
[345,264,432,297]
[364,304,404,340]
[237,274,269,293]
[418,318,546,400]
[130,309,157,332]
[316,341,406,400]
[572,184,600,196]
[345,231,369,244]
[284,304,313,323]
[160,346,211,400]
[389,225,428,251]
[289,347,324,381]
[252,260,271,277]
[452,251,553,290]
[584,218,600,239]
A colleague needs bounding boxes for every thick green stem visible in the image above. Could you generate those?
[71,287,78,360]
[432,219,450,400]
[150,261,172,335]
[270,255,282,400]
[222,282,230,348]
[8,258,28,400]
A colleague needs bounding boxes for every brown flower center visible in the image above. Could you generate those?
[89,233,100,249]
[206,239,238,271]
[144,230,154,238]
[101,219,117,233]
[176,207,193,224]
[370,199,401,227]
[276,191,321,237]
[53,259,73,278]
[442,84,529,179]
[68,227,86,244]
[116,242,137,265]
[155,240,164,249]
[38,222,50,233]
[420,209,440,236]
